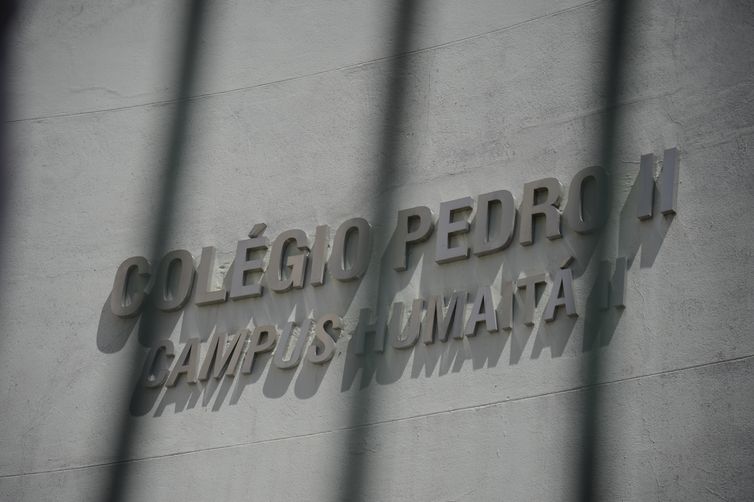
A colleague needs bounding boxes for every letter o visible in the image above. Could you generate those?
[152,249,196,312]
[328,218,371,281]
[566,166,608,234]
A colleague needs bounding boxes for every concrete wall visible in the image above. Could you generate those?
[2,0,753,500]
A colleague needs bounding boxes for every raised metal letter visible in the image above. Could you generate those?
[394,206,434,271]
[660,147,679,215]
[165,337,201,387]
[498,280,514,331]
[473,190,516,256]
[143,339,174,388]
[637,153,656,220]
[273,320,312,369]
[229,235,268,300]
[637,148,680,220]
[421,291,468,344]
[267,229,309,293]
[198,331,248,379]
[153,250,195,312]
[195,246,227,306]
[306,314,343,364]
[389,299,424,349]
[596,257,628,310]
[543,268,578,322]
[435,197,474,264]
[519,178,563,246]
[353,308,388,354]
[516,273,548,326]
[464,286,498,336]
[241,325,278,374]
[309,225,330,287]
[565,166,608,234]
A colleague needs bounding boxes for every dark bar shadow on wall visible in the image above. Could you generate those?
[0,0,18,312]
[575,1,636,501]
[102,1,211,501]
[338,0,424,500]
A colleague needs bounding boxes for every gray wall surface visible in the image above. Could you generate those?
[2,0,753,500]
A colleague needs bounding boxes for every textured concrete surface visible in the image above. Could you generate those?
[2,0,754,500]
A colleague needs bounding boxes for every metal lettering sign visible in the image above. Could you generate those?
[108,148,680,388]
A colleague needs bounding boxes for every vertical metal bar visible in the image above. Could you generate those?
[339,0,423,499]
[102,1,210,500]
[576,1,635,500]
